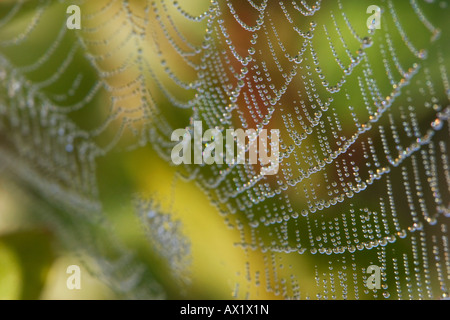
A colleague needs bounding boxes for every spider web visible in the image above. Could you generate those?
[0,0,449,299]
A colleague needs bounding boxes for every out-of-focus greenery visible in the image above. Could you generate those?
[0,180,116,299]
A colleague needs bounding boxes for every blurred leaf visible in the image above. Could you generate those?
[0,229,55,299]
